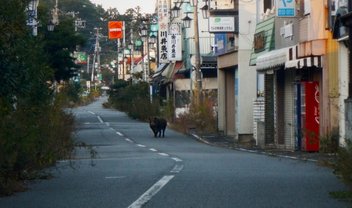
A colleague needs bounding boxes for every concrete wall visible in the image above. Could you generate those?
[338,44,349,144]
[237,0,257,135]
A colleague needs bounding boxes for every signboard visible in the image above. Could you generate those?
[209,16,235,33]
[74,52,87,64]
[108,21,123,39]
[276,0,296,17]
[167,34,182,61]
[215,33,226,55]
[158,0,170,63]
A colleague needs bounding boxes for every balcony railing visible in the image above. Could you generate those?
[185,36,215,56]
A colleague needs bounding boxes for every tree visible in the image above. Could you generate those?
[43,17,86,82]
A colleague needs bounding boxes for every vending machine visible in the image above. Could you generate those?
[300,81,320,152]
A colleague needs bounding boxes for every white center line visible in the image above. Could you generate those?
[116,132,123,136]
[128,175,175,208]
[125,138,133,143]
[105,176,126,179]
[170,164,184,173]
[97,116,103,123]
[149,148,157,152]
[158,153,169,157]
[172,157,183,162]
[137,144,146,148]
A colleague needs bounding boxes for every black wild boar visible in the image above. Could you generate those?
[149,117,167,138]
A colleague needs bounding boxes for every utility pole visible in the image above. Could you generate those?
[92,27,101,88]
[52,0,59,25]
[193,0,202,105]
[130,28,134,81]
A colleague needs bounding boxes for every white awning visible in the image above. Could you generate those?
[285,56,323,69]
[256,47,288,71]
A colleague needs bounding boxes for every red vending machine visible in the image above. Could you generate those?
[301,82,320,152]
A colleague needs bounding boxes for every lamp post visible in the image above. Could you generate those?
[140,25,147,81]
[171,0,206,104]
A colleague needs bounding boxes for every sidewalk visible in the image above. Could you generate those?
[191,132,338,164]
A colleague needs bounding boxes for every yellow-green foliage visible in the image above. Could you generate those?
[173,96,217,134]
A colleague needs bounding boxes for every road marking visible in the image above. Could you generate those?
[128,175,175,208]
[105,176,126,179]
[149,148,157,152]
[116,132,123,136]
[171,157,182,162]
[97,116,103,123]
[125,138,133,143]
[106,122,110,127]
[137,144,146,148]
[170,164,184,173]
[88,111,95,115]
[158,153,169,157]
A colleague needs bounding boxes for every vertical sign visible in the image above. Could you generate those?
[168,23,182,61]
[167,34,182,61]
[108,21,123,39]
[276,0,296,17]
[26,0,39,36]
[158,0,169,63]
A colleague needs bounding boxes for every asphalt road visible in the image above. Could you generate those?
[0,97,349,208]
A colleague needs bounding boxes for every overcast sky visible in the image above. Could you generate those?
[90,0,156,14]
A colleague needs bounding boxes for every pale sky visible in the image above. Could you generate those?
[90,0,156,14]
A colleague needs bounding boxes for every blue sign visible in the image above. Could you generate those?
[277,0,295,17]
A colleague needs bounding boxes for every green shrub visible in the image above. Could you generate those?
[320,128,339,153]
[334,140,352,190]
[0,97,75,196]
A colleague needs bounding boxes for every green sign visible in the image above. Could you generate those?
[135,39,142,47]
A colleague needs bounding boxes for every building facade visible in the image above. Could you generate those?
[215,0,257,142]
[251,0,344,151]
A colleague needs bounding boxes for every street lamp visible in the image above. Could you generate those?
[47,20,55,31]
[200,1,209,19]
[182,13,192,28]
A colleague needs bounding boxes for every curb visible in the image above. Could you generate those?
[191,133,318,163]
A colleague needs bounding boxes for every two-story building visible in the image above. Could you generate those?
[251,0,341,151]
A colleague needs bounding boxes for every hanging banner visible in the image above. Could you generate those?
[167,34,182,61]
[108,21,123,39]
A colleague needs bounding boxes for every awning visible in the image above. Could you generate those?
[161,62,175,78]
[256,47,288,71]
[152,63,169,78]
[249,16,275,66]
[285,56,323,69]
